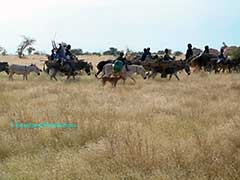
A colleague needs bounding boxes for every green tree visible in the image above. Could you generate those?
[103,47,120,56]
[0,46,7,56]
[71,49,83,55]
[174,51,183,56]
[27,47,36,55]
[17,36,36,58]
[231,47,240,60]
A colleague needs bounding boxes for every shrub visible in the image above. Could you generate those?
[174,51,183,56]
[231,47,240,60]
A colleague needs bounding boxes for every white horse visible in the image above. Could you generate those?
[101,64,147,83]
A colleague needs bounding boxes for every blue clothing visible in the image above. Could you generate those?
[50,53,58,61]
[57,46,66,59]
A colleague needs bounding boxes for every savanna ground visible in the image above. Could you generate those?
[0,55,240,180]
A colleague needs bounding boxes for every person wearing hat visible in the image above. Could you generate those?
[185,43,193,60]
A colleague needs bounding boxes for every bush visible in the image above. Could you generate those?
[71,49,83,55]
[103,47,121,56]
[174,51,183,56]
[158,49,172,55]
[231,47,240,60]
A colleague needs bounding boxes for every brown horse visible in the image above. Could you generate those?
[148,60,191,80]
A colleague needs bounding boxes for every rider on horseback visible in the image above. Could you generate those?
[113,52,129,72]
[163,49,174,62]
[203,46,210,54]
[217,48,226,63]
[141,47,152,61]
[185,43,193,60]
[56,43,67,65]
[65,44,76,72]
[141,48,148,61]
[50,48,58,61]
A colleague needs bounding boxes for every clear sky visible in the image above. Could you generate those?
[0,0,239,54]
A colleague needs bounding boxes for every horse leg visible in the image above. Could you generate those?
[102,79,106,86]
[148,72,156,79]
[66,74,71,80]
[95,70,101,78]
[123,79,126,85]
[169,74,172,80]
[147,72,152,79]
[51,70,58,81]
[152,72,158,79]
[9,72,14,81]
[174,73,180,81]
[113,80,118,87]
[72,74,76,80]
[130,76,136,84]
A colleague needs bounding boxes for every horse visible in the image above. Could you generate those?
[95,60,113,78]
[0,62,9,75]
[216,58,240,73]
[101,64,147,83]
[148,60,191,81]
[189,53,218,72]
[45,60,92,81]
[8,64,42,80]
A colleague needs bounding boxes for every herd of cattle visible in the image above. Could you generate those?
[0,48,240,86]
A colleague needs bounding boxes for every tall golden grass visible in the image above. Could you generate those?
[0,55,240,179]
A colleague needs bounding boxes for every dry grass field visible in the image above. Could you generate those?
[0,55,240,180]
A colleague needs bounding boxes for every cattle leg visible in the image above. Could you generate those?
[169,74,172,80]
